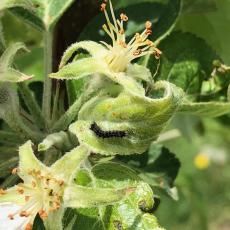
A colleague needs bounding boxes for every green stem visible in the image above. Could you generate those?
[51,81,60,123]
[51,95,84,132]
[42,30,53,128]
[18,82,45,129]
[0,131,23,144]
[4,110,44,142]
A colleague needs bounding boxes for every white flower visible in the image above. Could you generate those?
[0,141,133,230]
[0,203,29,230]
[50,0,162,97]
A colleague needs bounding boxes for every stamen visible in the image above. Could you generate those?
[100,0,161,72]
[109,0,119,31]
[17,187,24,195]
[25,223,32,230]
[20,211,30,217]
[146,39,154,47]
[154,48,162,59]
[133,49,142,56]
[58,180,64,186]
[8,214,14,220]
[0,188,6,195]
[145,21,152,29]
[118,40,127,48]
[119,29,125,35]
[100,3,106,11]
[25,196,30,202]
[31,181,36,188]
[120,13,128,21]
[39,210,48,220]
[145,29,152,35]
[11,167,18,175]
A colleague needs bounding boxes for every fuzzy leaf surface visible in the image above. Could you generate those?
[64,162,164,230]
[69,81,183,155]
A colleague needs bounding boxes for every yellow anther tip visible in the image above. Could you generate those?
[120,13,129,21]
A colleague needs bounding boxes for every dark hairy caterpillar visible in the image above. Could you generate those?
[90,122,127,138]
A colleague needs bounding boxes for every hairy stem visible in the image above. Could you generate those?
[4,110,43,142]
[19,82,45,129]
[51,81,60,123]
[42,30,53,128]
[0,131,23,144]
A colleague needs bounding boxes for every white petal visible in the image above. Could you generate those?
[0,203,29,230]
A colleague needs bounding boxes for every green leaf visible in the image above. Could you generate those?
[0,157,18,178]
[183,0,217,13]
[33,216,46,230]
[65,162,164,230]
[152,31,230,117]
[64,185,133,209]
[50,57,146,98]
[15,47,43,82]
[0,0,33,11]
[179,101,230,117]
[144,147,181,186]
[0,42,28,69]
[123,144,181,199]
[155,31,219,93]
[69,81,183,155]
[0,42,32,82]
[4,0,75,30]
[151,0,182,42]
[0,21,5,53]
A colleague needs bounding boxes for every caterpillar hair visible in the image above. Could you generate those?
[90,122,127,138]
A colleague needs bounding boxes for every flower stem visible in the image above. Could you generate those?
[51,81,60,123]
[42,30,53,129]
[4,110,44,142]
[0,131,23,144]
[18,82,45,129]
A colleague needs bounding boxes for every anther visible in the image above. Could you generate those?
[118,40,127,48]
[154,48,162,59]
[120,13,128,21]
[100,3,106,11]
[145,29,152,35]
[133,49,142,56]
[11,168,18,175]
[119,29,125,35]
[20,211,30,217]
[32,181,36,188]
[0,188,6,195]
[146,39,154,47]
[39,210,48,220]
[46,178,50,185]
[17,187,24,194]
[145,21,152,29]
[135,33,142,43]
[58,180,64,186]
[8,214,14,220]
[25,223,32,230]
[25,196,30,202]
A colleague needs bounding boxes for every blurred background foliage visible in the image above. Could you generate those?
[0,0,229,229]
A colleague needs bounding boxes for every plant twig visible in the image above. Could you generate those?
[42,30,53,129]
[51,81,60,123]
